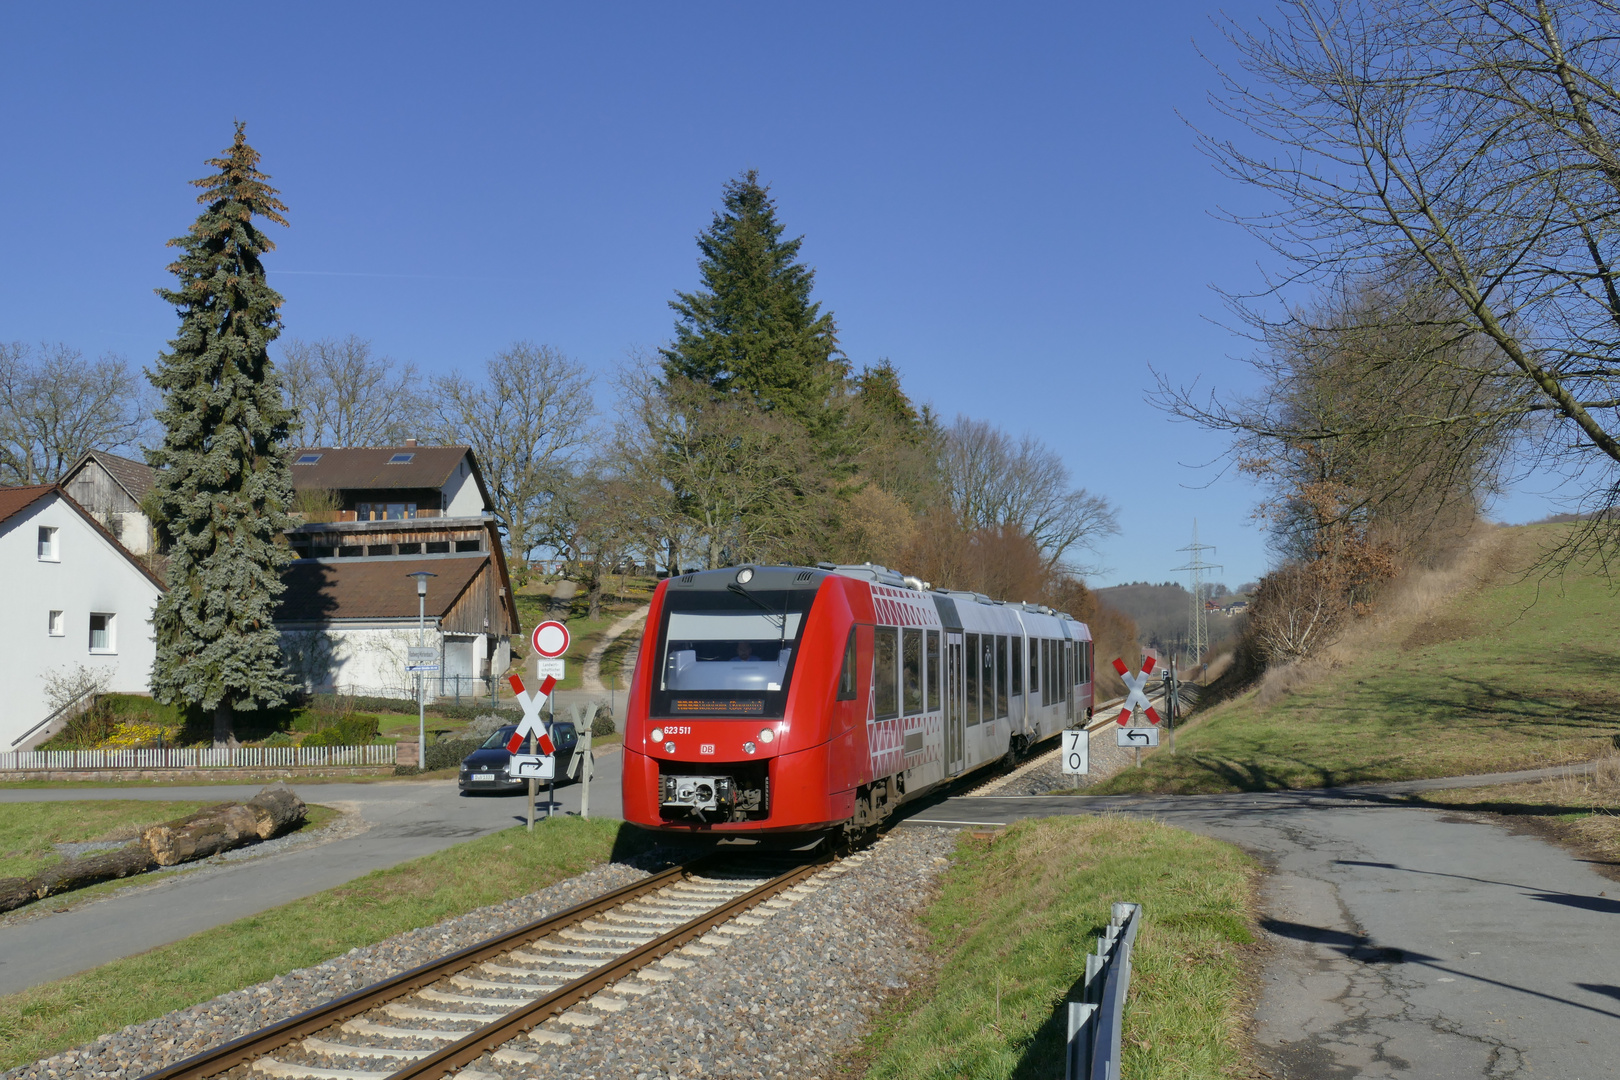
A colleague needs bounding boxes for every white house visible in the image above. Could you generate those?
[0,485,164,750]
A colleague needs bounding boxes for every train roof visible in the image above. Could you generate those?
[663,563,1090,635]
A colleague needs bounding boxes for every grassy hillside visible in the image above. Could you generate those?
[1092,526,1620,795]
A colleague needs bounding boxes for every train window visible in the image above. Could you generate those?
[981,636,996,722]
[995,635,1009,719]
[1030,637,1040,700]
[925,629,940,712]
[1062,643,1071,700]
[836,628,858,701]
[965,633,981,726]
[873,627,899,720]
[1011,637,1022,697]
[1043,639,1053,706]
[652,584,818,718]
[902,629,923,716]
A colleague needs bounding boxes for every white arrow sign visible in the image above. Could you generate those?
[510,753,555,780]
[1117,727,1160,747]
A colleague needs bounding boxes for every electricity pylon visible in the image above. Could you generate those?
[1172,520,1223,669]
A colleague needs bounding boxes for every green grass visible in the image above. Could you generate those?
[1090,528,1620,795]
[0,816,648,1070]
[0,805,339,913]
[0,801,210,879]
[859,817,1256,1080]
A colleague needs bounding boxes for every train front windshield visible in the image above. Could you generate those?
[652,586,817,718]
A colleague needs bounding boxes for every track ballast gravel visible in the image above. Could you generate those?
[5,828,959,1080]
[1,858,660,1080]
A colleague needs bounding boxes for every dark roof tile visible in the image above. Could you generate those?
[276,555,486,622]
[287,446,471,492]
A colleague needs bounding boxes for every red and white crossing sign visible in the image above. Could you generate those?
[506,673,559,754]
[531,620,570,659]
[1111,656,1162,726]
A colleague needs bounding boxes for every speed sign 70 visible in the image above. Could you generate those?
[1061,729,1089,776]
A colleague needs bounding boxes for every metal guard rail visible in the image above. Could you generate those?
[1066,901,1142,1080]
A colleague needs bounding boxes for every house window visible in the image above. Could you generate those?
[388,453,415,464]
[357,503,372,520]
[89,613,115,653]
[397,542,424,555]
[426,541,450,554]
[454,538,481,552]
[294,453,322,465]
[38,526,59,561]
[48,610,64,636]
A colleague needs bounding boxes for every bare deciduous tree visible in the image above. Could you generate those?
[280,335,421,447]
[1162,276,1515,566]
[937,416,1118,574]
[1201,0,1620,568]
[429,342,594,565]
[0,342,151,484]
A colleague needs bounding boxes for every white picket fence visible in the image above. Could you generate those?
[0,744,396,771]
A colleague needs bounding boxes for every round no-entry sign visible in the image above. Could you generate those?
[531,620,570,658]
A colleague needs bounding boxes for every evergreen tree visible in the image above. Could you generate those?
[662,170,845,430]
[147,123,298,746]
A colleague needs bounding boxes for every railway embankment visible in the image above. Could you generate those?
[1091,524,1620,796]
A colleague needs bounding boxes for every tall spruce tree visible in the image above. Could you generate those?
[147,123,298,746]
[661,170,845,431]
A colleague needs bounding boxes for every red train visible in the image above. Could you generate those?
[621,562,1094,843]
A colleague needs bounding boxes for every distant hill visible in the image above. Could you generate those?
[1095,581,1247,662]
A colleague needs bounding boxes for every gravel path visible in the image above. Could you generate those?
[5,829,960,1080]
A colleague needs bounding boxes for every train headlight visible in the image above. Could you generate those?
[665,741,677,753]
[743,741,757,754]
[650,728,663,742]
[735,567,754,584]
[758,728,775,743]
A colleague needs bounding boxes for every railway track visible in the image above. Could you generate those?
[140,852,852,1080]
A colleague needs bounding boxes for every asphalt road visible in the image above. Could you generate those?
[902,766,1619,1079]
[0,752,624,996]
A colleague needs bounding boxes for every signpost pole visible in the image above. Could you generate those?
[579,731,592,820]
[416,581,426,770]
[527,776,535,832]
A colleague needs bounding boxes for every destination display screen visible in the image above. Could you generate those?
[669,697,766,715]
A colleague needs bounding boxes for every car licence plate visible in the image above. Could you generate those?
[471,773,495,782]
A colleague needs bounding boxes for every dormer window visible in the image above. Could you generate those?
[388,453,415,464]
[294,453,322,465]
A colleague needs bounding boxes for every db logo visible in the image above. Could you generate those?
[700,744,715,755]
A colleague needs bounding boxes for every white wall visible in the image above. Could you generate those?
[439,455,486,518]
[1,494,162,748]
[281,623,445,701]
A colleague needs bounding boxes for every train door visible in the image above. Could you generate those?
[1064,641,1076,726]
[944,632,965,774]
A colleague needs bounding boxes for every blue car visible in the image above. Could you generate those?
[458,721,578,794]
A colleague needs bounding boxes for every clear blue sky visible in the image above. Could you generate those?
[0,2,1559,589]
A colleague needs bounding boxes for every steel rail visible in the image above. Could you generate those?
[384,852,834,1080]
[136,859,708,1080]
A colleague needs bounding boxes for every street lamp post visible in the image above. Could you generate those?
[407,571,436,770]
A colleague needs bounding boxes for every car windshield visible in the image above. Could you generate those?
[481,726,518,750]
[478,723,576,750]
[652,583,818,718]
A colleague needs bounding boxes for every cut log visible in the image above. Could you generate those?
[0,785,309,912]
[143,784,306,865]
[0,844,155,913]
